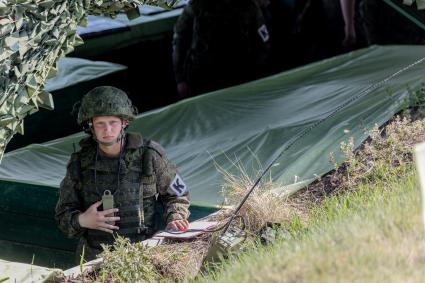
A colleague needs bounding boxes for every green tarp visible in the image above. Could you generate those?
[3,45,424,204]
[76,2,186,37]
[0,259,61,282]
[45,57,127,92]
[1,45,425,268]
[73,6,183,57]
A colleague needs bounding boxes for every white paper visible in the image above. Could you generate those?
[156,221,218,239]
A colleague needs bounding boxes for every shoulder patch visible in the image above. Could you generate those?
[169,173,187,196]
[258,24,269,42]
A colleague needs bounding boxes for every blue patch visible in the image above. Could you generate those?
[258,24,269,42]
[169,174,187,196]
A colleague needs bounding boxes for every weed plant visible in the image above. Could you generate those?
[99,237,163,283]
[92,236,212,282]
[334,116,425,191]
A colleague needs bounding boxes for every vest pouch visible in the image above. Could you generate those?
[141,175,157,198]
[140,175,157,230]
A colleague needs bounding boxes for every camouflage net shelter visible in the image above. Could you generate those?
[0,0,177,160]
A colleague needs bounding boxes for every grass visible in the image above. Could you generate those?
[86,234,212,282]
[195,116,425,283]
[197,164,424,283]
[99,237,162,283]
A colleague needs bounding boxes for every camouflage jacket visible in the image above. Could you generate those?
[172,0,270,83]
[55,132,190,242]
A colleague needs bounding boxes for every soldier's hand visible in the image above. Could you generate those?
[166,219,189,232]
[78,201,120,233]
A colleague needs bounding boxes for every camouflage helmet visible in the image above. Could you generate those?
[77,86,137,125]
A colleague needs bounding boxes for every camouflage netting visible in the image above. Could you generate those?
[0,0,177,161]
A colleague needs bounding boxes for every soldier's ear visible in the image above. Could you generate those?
[122,120,129,128]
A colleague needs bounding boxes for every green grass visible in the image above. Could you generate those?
[197,164,425,283]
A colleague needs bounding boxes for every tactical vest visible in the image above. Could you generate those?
[74,138,158,250]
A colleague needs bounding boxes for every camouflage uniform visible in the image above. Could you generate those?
[55,87,190,262]
[172,0,271,96]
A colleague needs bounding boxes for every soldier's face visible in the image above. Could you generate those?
[92,116,128,144]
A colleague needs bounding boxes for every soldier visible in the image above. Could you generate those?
[55,86,190,262]
[172,0,271,97]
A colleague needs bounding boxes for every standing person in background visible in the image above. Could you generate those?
[172,0,271,98]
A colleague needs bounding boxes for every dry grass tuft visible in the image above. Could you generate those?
[147,237,212,281]
[218,162,306,233]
